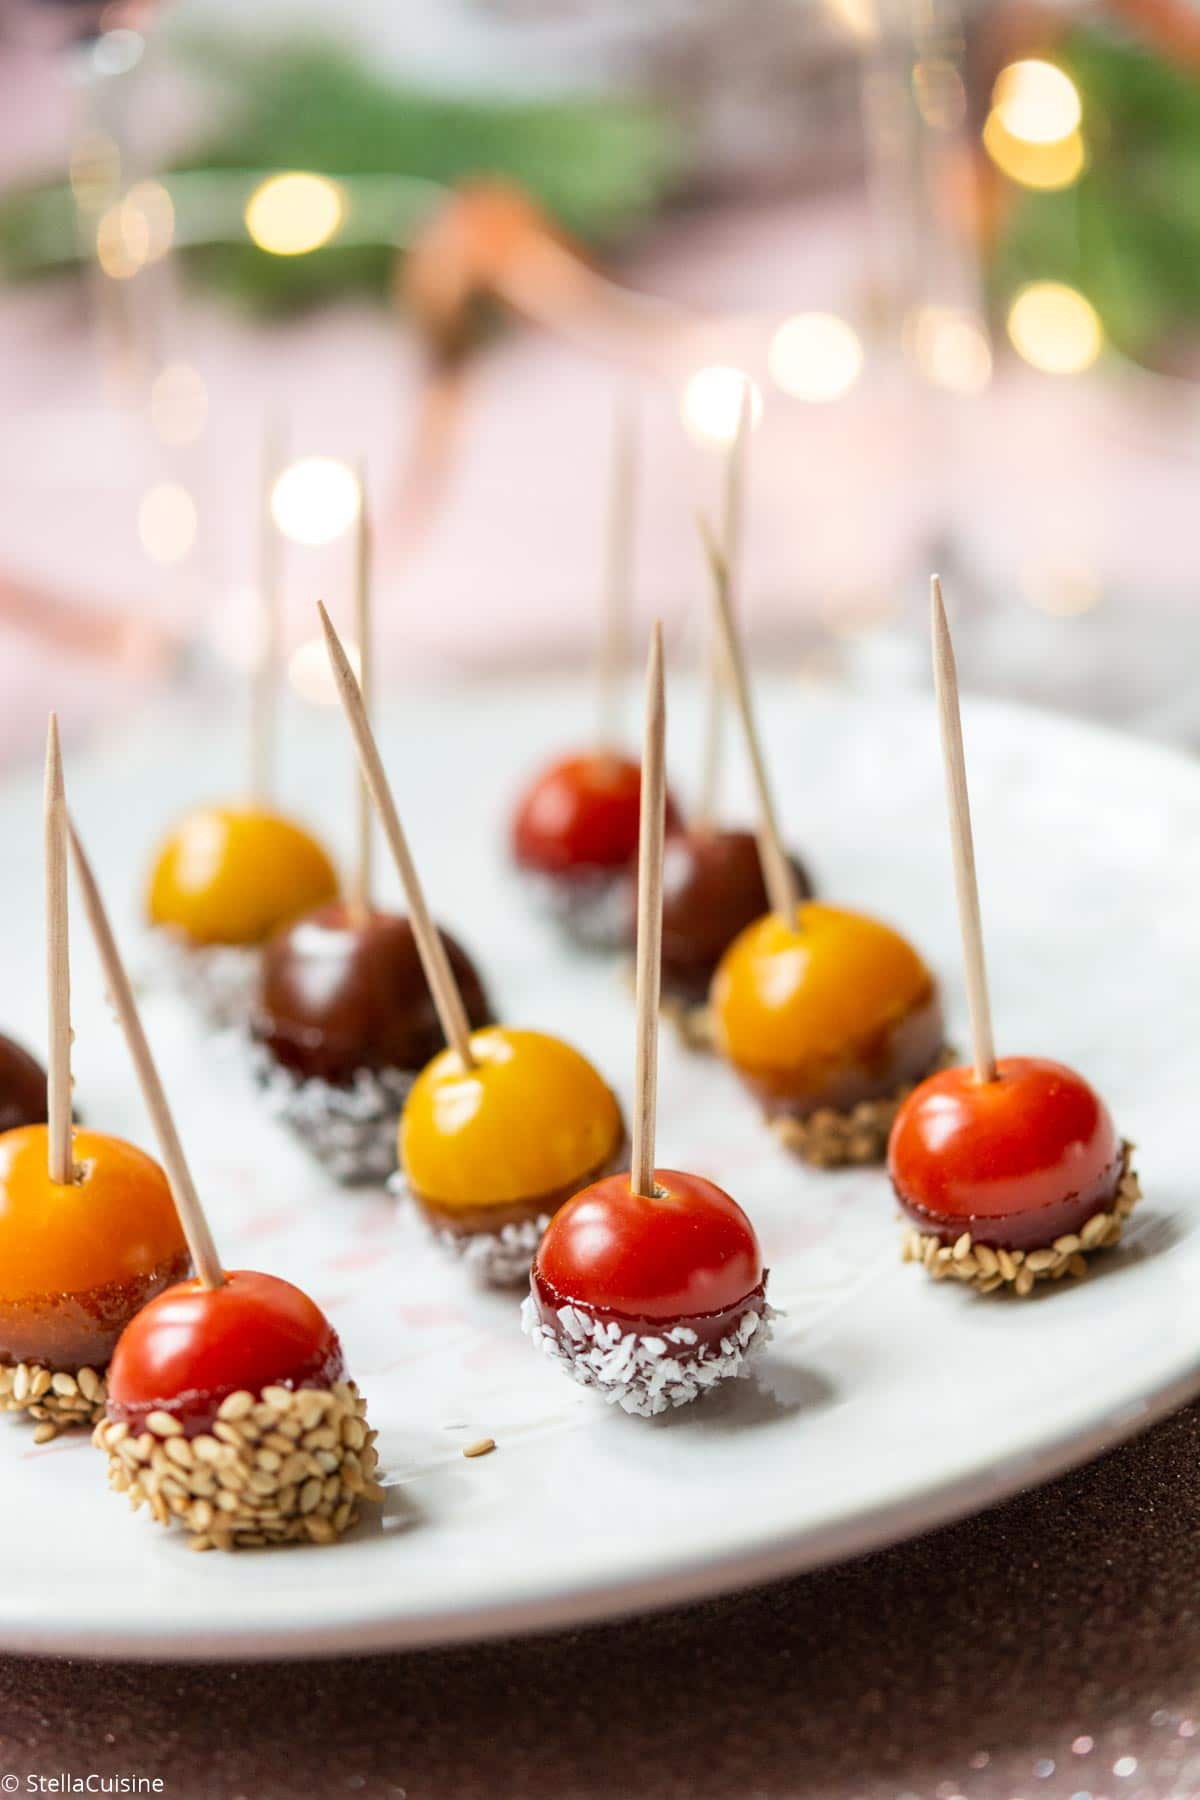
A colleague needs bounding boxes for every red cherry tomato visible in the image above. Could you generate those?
[534,1169,762,1321]
[512,752,681,876]
[106,1269,345,1434]
[888,1056,1123,1249]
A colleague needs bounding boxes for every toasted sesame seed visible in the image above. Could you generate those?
[463,1438,496,1459]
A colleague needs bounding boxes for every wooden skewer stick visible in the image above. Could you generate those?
[696,379,751,830]
[67,818,225,1288]
[349,460,373,918]
[43,715,74,1186]
[597,396,638,751]
[249,411,285,804]
[930,576,997,1084]
[697,514,800,925]
[630,622,667,1201]
[318,601,477,1069]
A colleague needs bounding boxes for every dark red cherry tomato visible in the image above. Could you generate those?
[512,752,681,877]
[106,1269,345,1435]
[534,1168,762,1321]
[888,1056,1123,1250]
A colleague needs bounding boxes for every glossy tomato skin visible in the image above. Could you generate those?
[532,1169,763,1323]
[511,752,681,877]
[106,1269,345,1436]
[654,829,814,1003]
[888,1057,1124,1251]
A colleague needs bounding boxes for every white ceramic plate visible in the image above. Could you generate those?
[0,675,1197,1660]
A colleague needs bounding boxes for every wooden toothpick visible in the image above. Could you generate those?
[317,601,477,1069]
[349,459,373,918]
[43,715,74,1186]
[67,818,225,1288]
[597,395,637,751]
[250,411,285,804]
[696,379,750,830]
[630,622,667,1200]
[930,576,996,1084]
[697,514,799,925]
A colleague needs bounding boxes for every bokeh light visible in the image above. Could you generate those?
[991,59,1081,143]
[289,635,362,706]
[138,482,197,563]
[681,366,763,447]
[983,114,1086,189]
[271,457,361,545]
[769,313,863,403]
[1007,282,1103,375]
[150,362,209,446]
[245,173,345,257]
[906,306,993,394]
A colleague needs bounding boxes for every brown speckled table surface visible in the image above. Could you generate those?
[3,1405,1198,1800]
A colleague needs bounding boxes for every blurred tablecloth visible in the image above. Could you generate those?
[1,1403,1198,1799]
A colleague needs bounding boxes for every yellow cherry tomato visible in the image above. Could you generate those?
[711,903,941,1108]
[401,1027,623,1211]
[147,805,338,947]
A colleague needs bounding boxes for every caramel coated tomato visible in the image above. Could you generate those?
[0,1125,189,1370]
[401,1026,622,1213]
[888,1056,1123,1250]
[106,1269,345,1434]
[512,753,680,877]
[148,806,338,947]
[711,903,942,1113]
[534,1169,763,1322]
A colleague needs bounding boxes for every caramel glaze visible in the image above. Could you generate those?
[253,904,492,1086]
[409,1136,628,1241]
[530,1271,769,1355]
[0,1035,48,1136]
[657,830,814,1005]
[0,1250,192,1373]
[896,1148,1127,1254]
[736,994,946,1119]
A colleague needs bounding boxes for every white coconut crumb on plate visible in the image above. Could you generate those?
[520,1294,776,1417]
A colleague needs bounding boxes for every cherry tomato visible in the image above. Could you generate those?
[654,828,813,1001]
[106,1269,345,1434]
[888,1056,1123,1249]
[0,1125,189,1370]
[534,1169,762,1321]
[148,806,338,947]
[0,1034,48,1136]
[512,752,681,877]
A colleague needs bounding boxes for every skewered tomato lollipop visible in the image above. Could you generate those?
[652,828,813,1049]
[526,625,775,1413]
[0,1033,48,1134]
[712,902,945,1166]
[401,1026,624,1283]
[0,1126,189,1437]
[891,580,1141,1294]
[147,804,338,1027]
[252,903,493,1184]
[512,751,681,950]
[891,1059,1139,1293]
[96,1269,382,1550]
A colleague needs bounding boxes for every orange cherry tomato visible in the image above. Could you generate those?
[106,1269,345,1435]
[0,1125,189,1371]
[888,1056,1123,1250]
[534,1168,763,1322]
[711,903,942,1113]
[147,805,338,947]
[511,752,682,877]
[401,1026,623,1214]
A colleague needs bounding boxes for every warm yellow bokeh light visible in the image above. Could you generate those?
[124,180,175,262]
[913,58,968,132]
[288,635,362,706]
[907,306,993,394]
[96,201,148,280]
[150,362,209,446]
[992,59,1081,144]
[681,366,763,448]
[1019,556,1102,617]
[271,457,360,545]
[245,173,344,257]
[138,482,197,563]
[983,113,1086,189]
[769,313,864,403]
[1007,282,1102,375]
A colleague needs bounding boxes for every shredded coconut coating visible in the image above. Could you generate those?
[252,1047,411,1185]
[521,1293,776,1417]
[144,931,261,1031]
[520,868,632,952]
[388,1173,548,1285]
